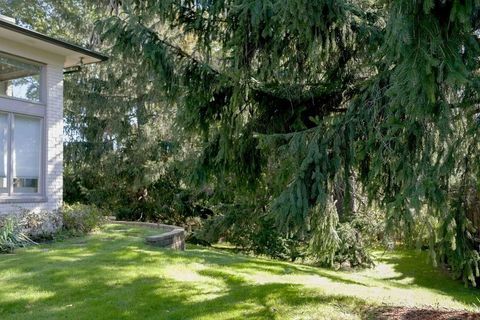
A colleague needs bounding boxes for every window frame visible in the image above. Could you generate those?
[11,114,44,196]
[0,51,46,104]
[0,52,47,203]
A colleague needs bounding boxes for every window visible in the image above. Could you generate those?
[13,115,41,193]
[0,52,42,103]
[0,112,42,196]
[0,52,45,200]
[0,114,7,193]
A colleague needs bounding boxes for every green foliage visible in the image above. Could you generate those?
[61,203,106,235]
[19,210,63,241]
[2,0,212,229]
[437,190,480,285]
[0,219,35,254]
[5,0,480,284]
[330,223,374,269]
[250,219,307,262]
[93,0,480,284]
[198,209,308,261]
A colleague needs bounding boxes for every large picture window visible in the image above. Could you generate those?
[0,51,45,200]
[0,112,42,196]
[0,52,42,103]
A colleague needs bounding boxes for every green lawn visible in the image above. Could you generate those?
[0,224,478,320]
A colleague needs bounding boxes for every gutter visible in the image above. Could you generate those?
[63,66,83,75]
[0,19,108,63]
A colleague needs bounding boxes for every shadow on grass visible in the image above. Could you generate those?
[0,225,478,319]
[373,251,480,307]
[0,246,368,319]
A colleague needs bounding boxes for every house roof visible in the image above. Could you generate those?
[0,18,108,68]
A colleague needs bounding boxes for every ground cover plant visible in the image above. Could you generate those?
[0,219,35,254]
[0,224,479,320]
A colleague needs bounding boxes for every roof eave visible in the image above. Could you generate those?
[0,19,108,65]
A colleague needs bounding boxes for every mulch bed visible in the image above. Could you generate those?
[370,307,480,320]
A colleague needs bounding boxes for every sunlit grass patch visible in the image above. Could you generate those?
[0,224,478,320]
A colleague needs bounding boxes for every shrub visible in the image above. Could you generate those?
[62,203,105,234]
[196,208,307,261]
[331,223,374,269]
[19,209,63,240]
[0,218,35,253]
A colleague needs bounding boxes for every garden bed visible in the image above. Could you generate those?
[370,306,480,320]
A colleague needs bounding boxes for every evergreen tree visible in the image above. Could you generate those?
[96,0,480,284]
[3,0,479,284]
[0,0,194,223]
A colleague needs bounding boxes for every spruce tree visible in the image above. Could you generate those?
[95,0,480,284]
[5,0,479,284]
[0,1,184,220]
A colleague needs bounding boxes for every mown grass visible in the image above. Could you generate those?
[0,224,478,320]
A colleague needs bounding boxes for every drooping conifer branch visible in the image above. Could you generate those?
[96,0,480,284]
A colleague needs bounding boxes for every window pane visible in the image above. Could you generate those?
[13,116,41,193]
[0,113,7,193]
[0,53,41,102]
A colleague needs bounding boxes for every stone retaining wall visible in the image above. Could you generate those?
[112,220,185,251]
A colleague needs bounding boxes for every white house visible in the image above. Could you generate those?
[0,15,107,218]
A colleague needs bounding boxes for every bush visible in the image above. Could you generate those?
[0,218,35,253]
[196,208,307,261]
[0,205,103,253]
[19,209,63,240]
[331,223,374,269]
[62,203,105,234]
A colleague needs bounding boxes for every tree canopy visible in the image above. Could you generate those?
[94,0,480,284]
[2,0,479,285]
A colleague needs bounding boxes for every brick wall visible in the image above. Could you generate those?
[0,64,63,216]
